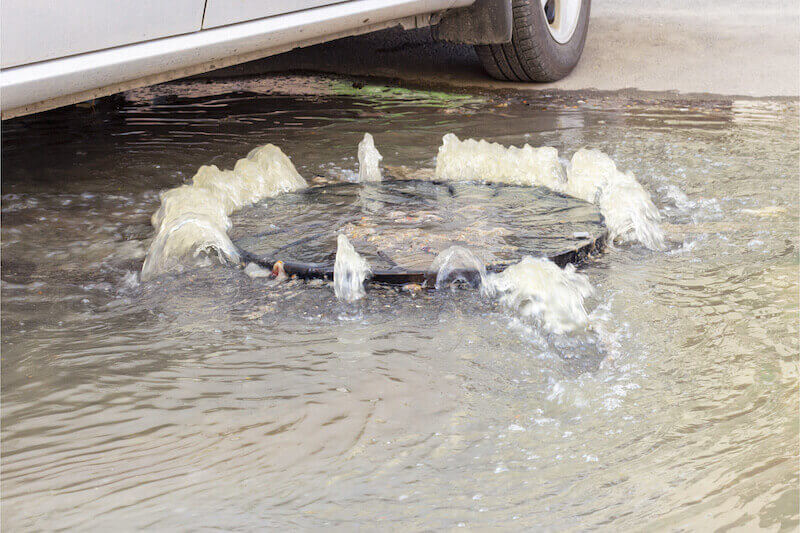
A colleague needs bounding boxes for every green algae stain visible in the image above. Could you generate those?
[328,80,485,108]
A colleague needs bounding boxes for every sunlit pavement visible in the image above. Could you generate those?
[207,0,799,98]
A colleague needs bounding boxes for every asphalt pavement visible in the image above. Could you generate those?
[216,0,799,98]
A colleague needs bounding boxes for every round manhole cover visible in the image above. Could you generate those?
[231,180,606,282]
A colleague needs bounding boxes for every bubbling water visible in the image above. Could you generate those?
[566,149,665,250]
[141,132,659,329]
[142,144,307,280]
[357,133,383,182]
[434,134,665,250]
[333,234,372,302]
[141,214,240,281]
[482,256,594,334]
[434,133,567,191]
[427,246,594,334]
[428,246,487,289]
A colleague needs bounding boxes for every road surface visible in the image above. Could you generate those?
[215,0,799,98]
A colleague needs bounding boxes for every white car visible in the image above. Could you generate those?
[0,0,590,119]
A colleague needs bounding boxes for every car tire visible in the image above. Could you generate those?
[475,0,591,82]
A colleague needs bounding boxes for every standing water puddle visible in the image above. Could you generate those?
[2,76,798,530]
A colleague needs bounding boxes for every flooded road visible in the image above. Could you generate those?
[2,76,798,530]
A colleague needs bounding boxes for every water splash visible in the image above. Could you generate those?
[482,256,593,334]
[566,149,665,250]
[141,214,240,281]
[434,133,566,191]
[357,133,383,182]
[429,247,595,335]
[142,144,306,280]
[434,135,665,250]
[599,179,666,250]
[333,234,372,302]
[428,246,487,290]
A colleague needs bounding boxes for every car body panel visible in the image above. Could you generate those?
[0,0,472,119]
[0,0,206,69]
[203,0,344,29]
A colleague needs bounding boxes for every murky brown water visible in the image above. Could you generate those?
[231,180,605,270]
[2,76,798,530]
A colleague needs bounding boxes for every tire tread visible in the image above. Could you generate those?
[476,0,590,82]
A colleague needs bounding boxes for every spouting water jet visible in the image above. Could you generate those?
[357,133,383,182]
[428,246,487,290]
[333,234,372,302]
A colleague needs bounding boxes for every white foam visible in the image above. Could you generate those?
[434,133,566,191]
[121,270,140,289]
[567,149,665,250]
[141,214,240,281]
[333,234,372,302]
[357,133,383,182]
[142,143,306,281]
[599,178,666,250]
[434,135,665,250]
[563,148,616,203]
[151,184,232,234]
[482,256,593,334]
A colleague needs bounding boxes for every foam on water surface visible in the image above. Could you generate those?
[141,214,240,281]
[142,132,661,289]
[426,246,594,334]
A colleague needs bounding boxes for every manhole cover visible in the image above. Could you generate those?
[231,180,606,283]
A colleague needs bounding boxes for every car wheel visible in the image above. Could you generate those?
[475,0,590,82]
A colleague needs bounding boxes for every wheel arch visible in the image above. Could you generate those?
[432,0,514,45]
